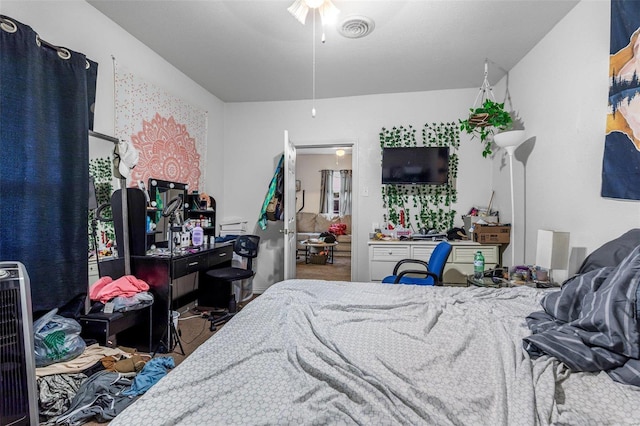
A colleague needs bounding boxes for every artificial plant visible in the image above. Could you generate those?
[379,122,459,232]
[459,98,512,158]
[89,157,115,252]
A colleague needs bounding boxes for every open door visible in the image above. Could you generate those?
[283,130,297,280]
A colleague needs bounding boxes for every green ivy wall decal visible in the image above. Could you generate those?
[379,122,459,232]
[89,157,115,251]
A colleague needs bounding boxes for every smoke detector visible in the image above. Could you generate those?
[338,15,375,39]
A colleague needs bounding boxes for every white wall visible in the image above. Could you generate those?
[223,90,495,288]
[296,153,352,213]
[8,1,632,293]
[1,1,226,202]
[493,0,640,273]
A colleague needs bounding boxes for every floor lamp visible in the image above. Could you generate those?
[493,130,525,268]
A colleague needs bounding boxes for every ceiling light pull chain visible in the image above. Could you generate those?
[311,8,317,118]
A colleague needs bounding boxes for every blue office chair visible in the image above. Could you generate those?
[381,241,452,286]
[206,235,260,330]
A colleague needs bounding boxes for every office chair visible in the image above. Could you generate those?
[381,241,452,286]
[206,235,260,331]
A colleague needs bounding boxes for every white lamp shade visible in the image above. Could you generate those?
[536,229,570,270]
[494,130,525,154]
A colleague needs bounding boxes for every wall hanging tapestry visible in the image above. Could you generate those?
[115,68,208,192]
[604,0,640,200]
[1,15,96,313]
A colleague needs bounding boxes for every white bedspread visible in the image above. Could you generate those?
[111,280,640,425]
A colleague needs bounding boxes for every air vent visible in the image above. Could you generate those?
[338,15,375,39]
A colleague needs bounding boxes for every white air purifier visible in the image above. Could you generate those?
[0,261,39,425]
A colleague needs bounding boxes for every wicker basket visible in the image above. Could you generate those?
[468,112,492,127]
[310,254,328,265]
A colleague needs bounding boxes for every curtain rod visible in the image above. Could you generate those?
[89,130,119,144]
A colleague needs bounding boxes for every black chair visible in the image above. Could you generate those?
[206,235,260,331]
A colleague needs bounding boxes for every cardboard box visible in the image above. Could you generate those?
[462,215,499,232]
[473,224,511,244]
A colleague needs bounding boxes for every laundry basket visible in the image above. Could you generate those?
[310,254,328,265]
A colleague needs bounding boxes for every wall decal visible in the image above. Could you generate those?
[115,69,208,191]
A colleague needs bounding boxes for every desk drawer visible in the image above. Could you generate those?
[370,245,410,262]
[208,244,233,268]
[452,246,498,264]
[173,254,209,278]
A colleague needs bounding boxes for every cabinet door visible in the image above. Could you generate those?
[369,244,410,281]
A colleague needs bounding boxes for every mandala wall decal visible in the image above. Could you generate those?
[130,113,201,191]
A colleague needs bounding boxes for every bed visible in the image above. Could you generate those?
[111,232,640,425]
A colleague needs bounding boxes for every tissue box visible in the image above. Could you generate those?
[463,215,499,232]
[473,224,511,244]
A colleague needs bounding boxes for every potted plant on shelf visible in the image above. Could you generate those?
[459,99,513,158]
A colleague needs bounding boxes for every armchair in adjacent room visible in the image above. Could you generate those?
[381,241,452,286]
[206,235,260,331]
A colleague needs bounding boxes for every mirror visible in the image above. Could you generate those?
[148,179,188,248]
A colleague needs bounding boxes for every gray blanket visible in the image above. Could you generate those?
[524,245,640,386]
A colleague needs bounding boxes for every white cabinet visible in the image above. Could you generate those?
[368,241,500,285]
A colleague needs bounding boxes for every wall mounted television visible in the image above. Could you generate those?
[381,146,449,185]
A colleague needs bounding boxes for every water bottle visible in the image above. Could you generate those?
[192,222,204,247]
[473,251,485,280]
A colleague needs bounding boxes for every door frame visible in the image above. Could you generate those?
[291,138,358,281]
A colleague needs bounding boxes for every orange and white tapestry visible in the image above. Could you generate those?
[115,69,208,192]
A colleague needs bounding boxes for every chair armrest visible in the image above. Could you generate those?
[392,259,429,275]
[394,270,439,284]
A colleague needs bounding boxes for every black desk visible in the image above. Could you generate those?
[131,242,234,352]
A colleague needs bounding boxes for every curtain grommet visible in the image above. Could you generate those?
[0,18,17,33]
[57,48,71,60]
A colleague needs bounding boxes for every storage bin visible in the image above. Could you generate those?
[310,254,328,265]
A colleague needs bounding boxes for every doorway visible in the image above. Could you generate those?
[294,144,355,282]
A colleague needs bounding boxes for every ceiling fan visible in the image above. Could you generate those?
[287,0,340,28]
[287,0,340,118]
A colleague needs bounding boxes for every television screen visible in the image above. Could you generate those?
[382,146,449,185]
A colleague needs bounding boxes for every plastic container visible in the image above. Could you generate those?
[192,223,204,247]
[473,251,485,279]
[171,310,180,329]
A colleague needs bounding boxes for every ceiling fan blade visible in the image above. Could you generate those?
[288,0,309,25]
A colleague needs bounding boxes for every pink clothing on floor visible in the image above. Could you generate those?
[90,275,150,304]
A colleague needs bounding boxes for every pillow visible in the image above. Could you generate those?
[578,229,640,274]
[296,212,316,233]
[329,223,347,236]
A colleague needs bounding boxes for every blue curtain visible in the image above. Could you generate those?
[0,16,98,314]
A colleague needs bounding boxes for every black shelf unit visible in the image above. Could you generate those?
[186,194,216,244]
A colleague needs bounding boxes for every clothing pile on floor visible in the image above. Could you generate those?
[33,274,164,424]
[37,344,174,425]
